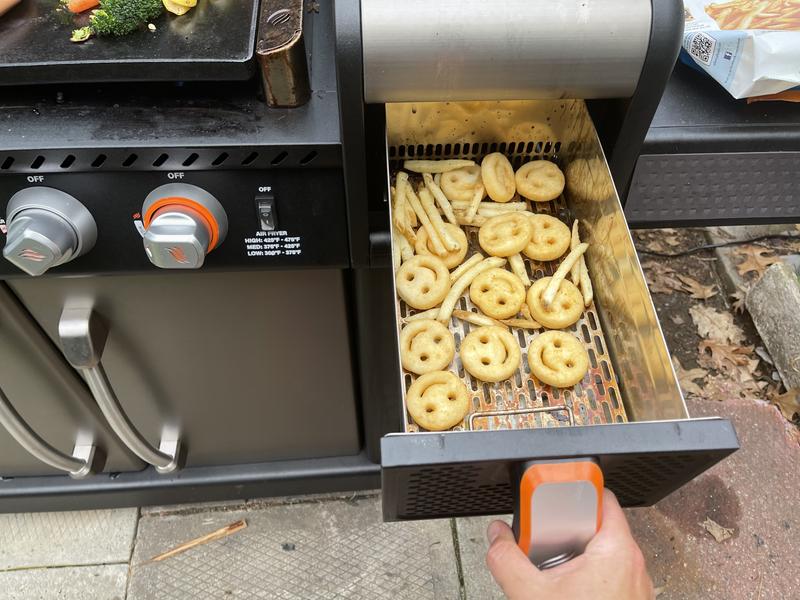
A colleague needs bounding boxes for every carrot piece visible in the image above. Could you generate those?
[67,0,99,13]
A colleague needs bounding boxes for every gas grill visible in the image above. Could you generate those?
[0,0,741,563]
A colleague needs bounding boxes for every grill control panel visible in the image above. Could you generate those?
[0,168,349,277]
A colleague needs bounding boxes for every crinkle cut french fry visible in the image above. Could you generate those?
[438,257,506,323]
[449,253,483,283]
[463,183,485,224]
[424,173,458,226]
[542,242,588,307]
[452,309,509,330]
[580,255,593,307]
[501,318,541,329]
[451,200,527,214]
[508,253,531,287]
[570,220,581,284]
[391,231,401,271]
[404,307,440,321]
[568,219,593,306]
[419,188,459,251]
[395,227,414,262]
[405,197,417,227]
[403,159,476,174]
[393,173,417,245]
[455,213,487,227]
[393,174,417,227]
[405,184,447,256]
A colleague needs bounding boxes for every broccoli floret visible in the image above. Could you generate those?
[89,0,163,36]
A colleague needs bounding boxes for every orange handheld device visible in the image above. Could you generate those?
[512,458,604,568]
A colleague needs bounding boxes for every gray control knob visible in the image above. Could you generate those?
[2,188,97,276]
[141,184,228,270]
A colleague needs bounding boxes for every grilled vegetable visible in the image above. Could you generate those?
[71,26,93,42]
[91,0,163,35]
[66,0,100,13]
[71,0,163,42]
[162,0,195,16]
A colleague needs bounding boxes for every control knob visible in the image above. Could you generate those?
[141,184,228,269]
[2,187,97,276]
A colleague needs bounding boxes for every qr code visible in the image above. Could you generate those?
[689,32,715,65]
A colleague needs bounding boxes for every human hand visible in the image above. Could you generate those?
[486,489,654,599]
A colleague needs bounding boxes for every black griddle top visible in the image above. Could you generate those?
[0,0,260,85]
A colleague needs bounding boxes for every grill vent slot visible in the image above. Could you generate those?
[270,151,288,166]
[299,150,318,166]
[122,153,138,167]
[60,155,75,169]
[30,156,45,169]
[152,153,169,167]
[242,152,259,166]
[211,152,229,166]
[182,153,199,167]
[91,154,107,168]
[1,157,13,170]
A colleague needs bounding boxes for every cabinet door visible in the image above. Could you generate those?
[0,284,142,476]
[11,270,361,469]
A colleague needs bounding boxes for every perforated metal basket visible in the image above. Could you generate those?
[380,100,739,520]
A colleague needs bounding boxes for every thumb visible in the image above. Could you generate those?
[485,520,544,598]
[585,489,634,555]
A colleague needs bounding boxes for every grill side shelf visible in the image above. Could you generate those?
[381,418,739,520]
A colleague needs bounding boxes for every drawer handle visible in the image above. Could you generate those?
[0,386,95,478]
[58,306,181,474]
[512,458,604,569]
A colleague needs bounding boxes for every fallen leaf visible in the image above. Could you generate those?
[733,245,782,278]
[641,262,719,299]
[700,517,734,542]
[689,305,746,345]
[642,261,684,295]
[703,372,765,401]
[664,235,681,247]
[770,388,800,421]
[654,586,667,598]
[730,289,747,314]
[699,340,753,372]
[645,240,666,253]
[676,274,718,300]
[672,356,707,397]
[670,314,685,325]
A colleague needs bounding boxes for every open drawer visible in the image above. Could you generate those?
[379,100,739,534]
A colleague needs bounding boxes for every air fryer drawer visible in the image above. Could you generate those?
[379,100,739,520]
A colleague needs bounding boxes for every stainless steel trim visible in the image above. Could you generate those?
[58,305,180,473]
[362,0,651,103]
[0,386,95,478]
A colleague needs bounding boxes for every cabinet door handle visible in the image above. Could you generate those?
[0,387,95,478]
[58,306,181,474]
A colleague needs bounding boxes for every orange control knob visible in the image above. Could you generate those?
[141,184,228,269]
